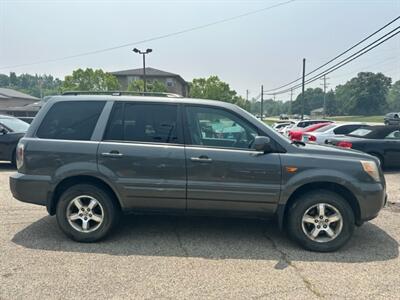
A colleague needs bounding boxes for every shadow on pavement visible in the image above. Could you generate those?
[12,214,398,263]
[0,162,15,172]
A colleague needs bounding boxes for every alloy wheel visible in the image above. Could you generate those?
[66,195,104,233]
[301,203,343,243]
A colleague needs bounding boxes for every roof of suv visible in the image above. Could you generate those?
[48,95,239,109]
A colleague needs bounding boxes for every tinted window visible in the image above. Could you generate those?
[104,103,180,144]
[334,124,363,135]
[36,101,105,140]
[186,106,258,149]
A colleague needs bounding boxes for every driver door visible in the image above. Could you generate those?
[184,105,282,215]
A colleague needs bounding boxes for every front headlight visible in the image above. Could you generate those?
[360,160,380,182]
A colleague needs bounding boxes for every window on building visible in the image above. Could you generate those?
[166,78,174,87]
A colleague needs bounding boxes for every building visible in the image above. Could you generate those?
[111,67,189,96]
[311,107,324,117]
[0,88,40,117]
[0,88,39,110]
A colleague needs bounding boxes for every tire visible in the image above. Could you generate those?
[56,184,120,242]
[287,190,355,252]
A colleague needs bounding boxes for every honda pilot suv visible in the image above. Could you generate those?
[10,93,386,252]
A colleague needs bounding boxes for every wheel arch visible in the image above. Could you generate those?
[277,181,361,229]
[48,175,122,215]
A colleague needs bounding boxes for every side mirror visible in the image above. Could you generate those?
[253,136,272,152]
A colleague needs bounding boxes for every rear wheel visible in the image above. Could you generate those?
[56,184,120,242]
[287,190,355,252]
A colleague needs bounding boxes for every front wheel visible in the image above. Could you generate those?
[56,184,120,242]
[287,190,355,252]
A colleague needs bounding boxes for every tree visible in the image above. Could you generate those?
[387,80,400,112]
[324,90,337,116]
[127,79,167,93]
[0,72,62,98]
[291,87,325,115]
[0,74,9,86]
[9,72,18,86]
[63,68,120,91]
[189,76,249,110]
[335,72,391,115]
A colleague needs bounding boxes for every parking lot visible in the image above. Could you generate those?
[0,164,399,299]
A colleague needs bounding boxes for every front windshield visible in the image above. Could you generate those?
[0,118,29,132]
[348,128,372,137]
[314,123,336,132]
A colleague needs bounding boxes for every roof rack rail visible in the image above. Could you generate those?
[61,91,183,98]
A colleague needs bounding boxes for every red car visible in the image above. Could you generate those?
[289,122,332,141]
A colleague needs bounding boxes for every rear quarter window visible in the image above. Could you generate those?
[36,101,105,140]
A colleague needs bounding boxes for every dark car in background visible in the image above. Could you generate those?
[384,112,400,125]
[327,125,400,168]
[0,115,29,165]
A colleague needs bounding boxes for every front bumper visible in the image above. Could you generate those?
[9,173,51,206]
[357,182,386,222]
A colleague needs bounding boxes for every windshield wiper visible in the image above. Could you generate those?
[291,140,306,146]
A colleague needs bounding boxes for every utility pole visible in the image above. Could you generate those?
[260,85,264,121]
[133,48,153,93]
[321,75,329,118]
[246,89,249,102]
[301,58,306,120]
[289,88,293,116]
[273,93,276,101]
[39,78,43,100]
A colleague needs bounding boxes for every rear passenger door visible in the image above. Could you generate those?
[98,102,186,211]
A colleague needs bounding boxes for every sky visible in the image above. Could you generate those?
[0,0,399,101]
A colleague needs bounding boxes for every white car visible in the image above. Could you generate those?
[302,122,368,144]
[272,122,294,134]
[283,119,331,137]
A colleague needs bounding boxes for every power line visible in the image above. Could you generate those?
[263,15,400,93]
[331,55,399,80]
[0,0,296,70]
[264,26,400,95]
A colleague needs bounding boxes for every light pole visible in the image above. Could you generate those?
[133,48,152,92]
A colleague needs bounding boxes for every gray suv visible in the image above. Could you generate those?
[10,94,386,252]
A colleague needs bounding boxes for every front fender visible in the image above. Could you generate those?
[279,168,361,205]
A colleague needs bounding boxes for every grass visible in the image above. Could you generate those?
[325,115,383,123]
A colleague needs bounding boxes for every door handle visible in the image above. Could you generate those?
[190,156,212,163]
[101,151,124,158]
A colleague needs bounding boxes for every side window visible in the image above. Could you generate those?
[185,106,258,149]
[334,125,360,135]
[104,103,180,144]
[36,101,105,140]
[385,130,400,139]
